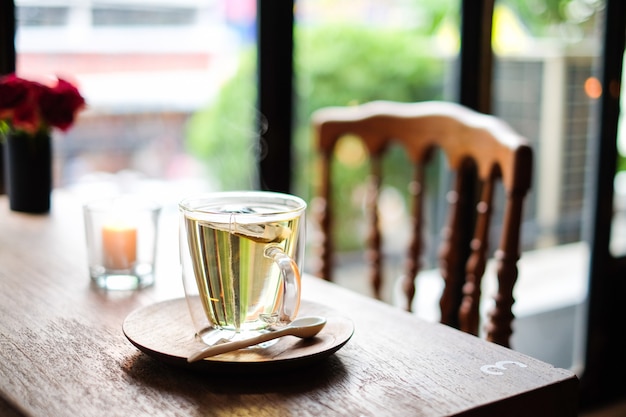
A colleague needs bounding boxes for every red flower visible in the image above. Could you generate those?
[39,79,86,131]
[0,75,34,128]
[0,74,85,134]
[0,74,30,110]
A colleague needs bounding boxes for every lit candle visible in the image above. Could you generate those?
[102,223,137,270]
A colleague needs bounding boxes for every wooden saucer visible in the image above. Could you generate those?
[123,298,354,373]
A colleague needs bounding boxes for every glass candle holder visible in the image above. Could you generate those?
[83,196,161,290]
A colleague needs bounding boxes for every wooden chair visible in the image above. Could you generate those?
[311,100,533,347]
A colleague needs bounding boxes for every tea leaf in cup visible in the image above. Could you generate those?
[233,223,292,243]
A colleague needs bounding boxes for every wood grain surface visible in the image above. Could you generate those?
[0,192,578,417]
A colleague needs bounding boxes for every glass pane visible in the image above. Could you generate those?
[296,0,605,375]
[493,0,604,372]
[612,51,626,256]
[294,0,460,296]
[14,0,258,202]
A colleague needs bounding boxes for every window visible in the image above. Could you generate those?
[14,0,257,203]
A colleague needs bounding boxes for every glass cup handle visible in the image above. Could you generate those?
[264,246,301,324]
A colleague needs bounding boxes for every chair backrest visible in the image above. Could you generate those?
[311,100,533,347]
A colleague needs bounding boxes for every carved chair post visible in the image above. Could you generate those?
[366,156,384,299]
[439,164,476,330]
[485,189,525,347]
[459,171,496,336]
[316,151,334,282]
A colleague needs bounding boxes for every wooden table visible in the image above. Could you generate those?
[0,191,579,416]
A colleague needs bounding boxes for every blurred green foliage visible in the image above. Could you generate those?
[503,0,603,37]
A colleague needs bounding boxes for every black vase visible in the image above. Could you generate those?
[3,130,52,213]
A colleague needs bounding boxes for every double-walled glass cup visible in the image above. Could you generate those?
[179,191,306,345]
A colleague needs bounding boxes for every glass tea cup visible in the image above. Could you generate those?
[179,191,306,345]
